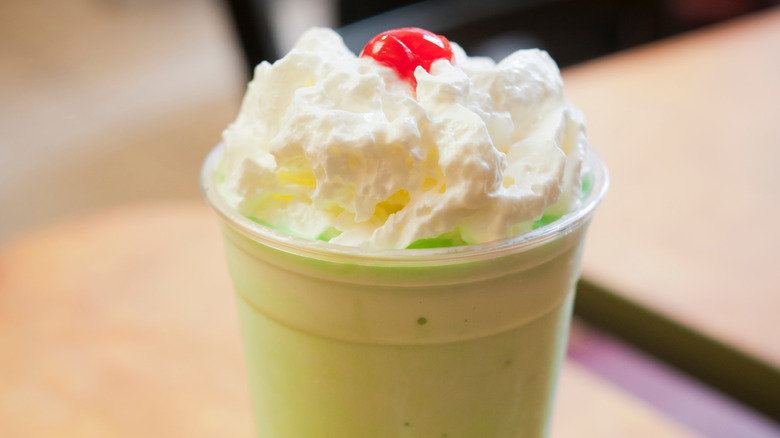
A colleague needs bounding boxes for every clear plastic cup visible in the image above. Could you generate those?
[201,144,608,437]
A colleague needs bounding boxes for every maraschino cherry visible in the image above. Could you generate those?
[360,27,454,88]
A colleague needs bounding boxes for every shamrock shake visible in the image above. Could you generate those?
[202,27,607,437]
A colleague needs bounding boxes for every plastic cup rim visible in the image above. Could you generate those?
[200,143,609,265]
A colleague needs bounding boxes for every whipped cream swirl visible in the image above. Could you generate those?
[218,28,587,249]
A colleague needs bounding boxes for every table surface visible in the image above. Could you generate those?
[563,7,780,370]
[0,202,699,437]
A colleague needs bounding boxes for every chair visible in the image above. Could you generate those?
[222,0,663,76]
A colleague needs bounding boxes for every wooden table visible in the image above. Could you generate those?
[562,7,780,417]
[0,202,699,437]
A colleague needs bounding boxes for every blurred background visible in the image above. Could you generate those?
[0,0,775,242]
[2,1,780,436]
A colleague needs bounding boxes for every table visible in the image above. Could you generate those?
[0,201,699,437]
[562,7,780,417]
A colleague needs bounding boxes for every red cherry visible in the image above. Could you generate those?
[360,27,454,88]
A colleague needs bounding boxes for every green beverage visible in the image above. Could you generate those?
[203,27,608,437]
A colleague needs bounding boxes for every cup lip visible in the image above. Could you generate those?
[201,143,609,265]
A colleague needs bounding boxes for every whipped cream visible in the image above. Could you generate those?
[218,28,587,249]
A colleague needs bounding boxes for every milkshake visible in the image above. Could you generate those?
[202,27,608,437]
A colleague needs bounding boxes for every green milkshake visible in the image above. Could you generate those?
[202,27,607,437]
